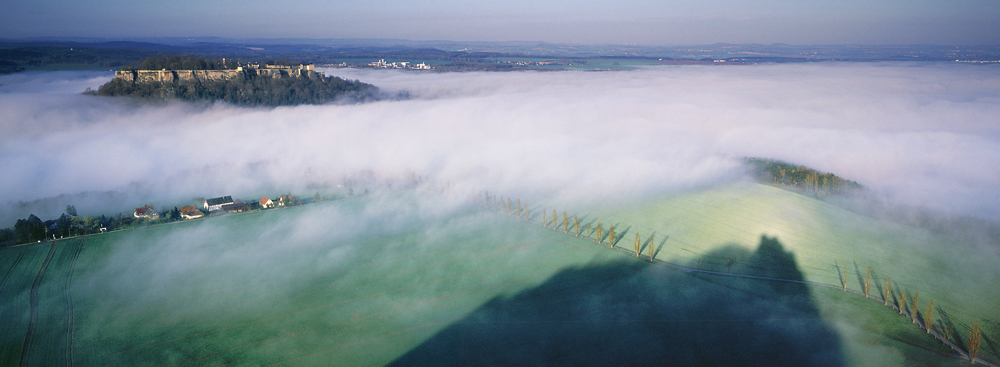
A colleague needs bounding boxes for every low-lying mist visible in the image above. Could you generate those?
[2,63,1000,226]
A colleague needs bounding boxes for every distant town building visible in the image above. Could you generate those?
[204,196,234,212]
[367,59,432,70]
[260,197,274,209]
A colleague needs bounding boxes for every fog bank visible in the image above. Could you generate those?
[2,63,999,225]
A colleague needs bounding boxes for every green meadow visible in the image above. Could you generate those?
[562,181,999,363]
[0,188,994,366]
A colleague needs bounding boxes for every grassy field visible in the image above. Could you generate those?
[0,190,992,365]
[556,181,999,364]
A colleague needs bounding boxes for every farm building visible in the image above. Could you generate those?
[204,196,234,212]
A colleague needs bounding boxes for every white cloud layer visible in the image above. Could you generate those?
[2,63,999,225]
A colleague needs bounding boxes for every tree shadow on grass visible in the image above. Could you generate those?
[938,306,966,350]
[654,236,667,258]
[389,235,844,366]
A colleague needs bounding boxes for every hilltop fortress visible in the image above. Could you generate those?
[96,56,377,106]
[114,64,325,83]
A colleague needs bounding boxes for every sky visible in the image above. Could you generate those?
[2,63,1000,226]
[2,0,1000,45]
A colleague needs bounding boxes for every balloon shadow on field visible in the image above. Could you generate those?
[389,235,844,366]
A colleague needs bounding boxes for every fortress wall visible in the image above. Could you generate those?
[192,70,241,80]
[115,65,322,83]
[115,70,134,81]
[134,70,173,83]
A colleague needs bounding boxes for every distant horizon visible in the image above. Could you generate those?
[4,36,1000,48]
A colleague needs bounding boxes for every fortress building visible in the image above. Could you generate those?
[114,64,324,83]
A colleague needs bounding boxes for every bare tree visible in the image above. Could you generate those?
[552,210,557,228]
[864,266,872,298]
[608,224,615,247]
[883,276,891,305]
[924,299,934,333]
[842,268,847,291]
[648,235,654,261]
[898,290,906,314]
[597,222,603,244]
[635,232,640,257]
[563,211,568,232]
[517,199,521,217]
[969,322,982,363]
[911,291,919,322]
[574,216,580,237]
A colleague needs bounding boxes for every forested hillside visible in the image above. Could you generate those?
[95,73,378,106]
[745,157,862,194]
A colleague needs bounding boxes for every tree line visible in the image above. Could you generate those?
[125,55,236,71]
[0,205,177,246]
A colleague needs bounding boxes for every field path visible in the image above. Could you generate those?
[19,240,58,367]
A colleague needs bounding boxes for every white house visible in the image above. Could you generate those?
[204,196,234,212]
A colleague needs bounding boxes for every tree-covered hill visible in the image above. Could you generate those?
[745,157,862,195]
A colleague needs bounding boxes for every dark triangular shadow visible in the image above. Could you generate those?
[390,235,844,367]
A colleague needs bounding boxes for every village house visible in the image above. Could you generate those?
[133,205,160,219]
[179,205,205,220]
[260,197,274,209]
[204,196,234,212]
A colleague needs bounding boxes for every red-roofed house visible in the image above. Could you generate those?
[260,197,274,209]
[179,205,205,220]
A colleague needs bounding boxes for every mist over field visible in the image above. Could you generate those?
[2,63,1000,226]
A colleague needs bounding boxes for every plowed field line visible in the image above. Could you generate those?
[0,251,26,294]
[65,239,84,367]
[19,240,58,367]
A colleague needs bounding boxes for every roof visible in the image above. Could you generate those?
[179,205,198,213]
[260,197,272,205]
[205,196,234,206]
[135,206,154,214]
